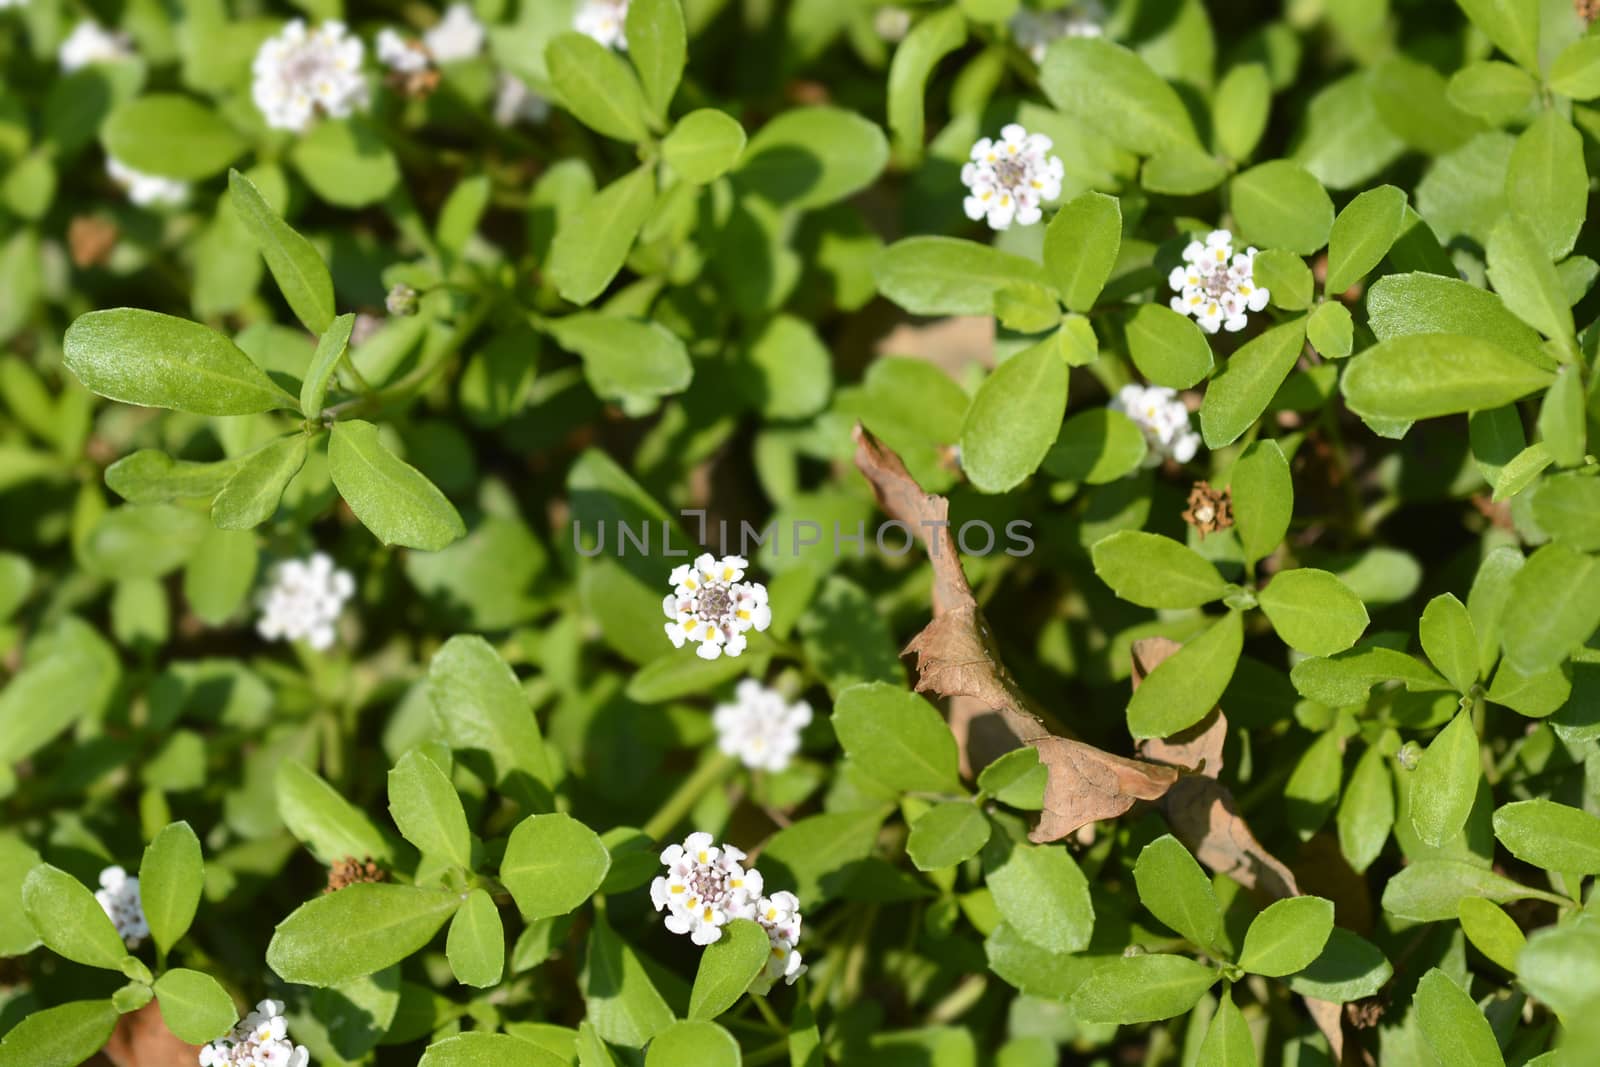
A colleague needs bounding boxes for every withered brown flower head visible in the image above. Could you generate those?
[326,856,386,893]
[1183,481,1234,539]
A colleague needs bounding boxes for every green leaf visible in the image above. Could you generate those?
[22,865,132,970]
[1091,531,1228,609]
[832,682,961,793]
[1258,569,1369,656]
[1410,710,1481,847]
[1142,143,1229,195]
[582,915,675,1048]
[1507,111,1586,260]
[418,1032,571,1067]
[153,969,238,1044]
[874,236,1050,316]
[1038,38,1199,154]
[1458,898,1524,973]
[1230,440,1291,565]
[1071,955,1218,1024]
[446,888,505,989]
[290,118,399,207]
[1230,161,1334,254]
[959,339,1069,493]
[1492,798,1600,873]
[300,313,356,419]
[977,748,1047,810]
[736,106,888,210]
[1127,611,1243,739]
[140,821,203,956]
[1341,334,1554,420]
[105,450,242,504]
[1447,60,1537,124]
[63,308,297,416]
[688,918,769,1020]
[502,813,611,920]
[886,8,965,161]
[644,1021,740,1067]
[1044,191,1121,313]
[985,841,1094,954]
[1324,185,1407,296]
[1253,248,1314,309]
[277,759,395,865]
[1199,316,1307,447]
[549,164,656,307]
[1284,729,1344,840]
[1125,304,1213,389]
[0,999,118,1067]
[1499,542,1600,674]
[1367,271,1549,367]
[184,526,257,625]
[545,312,691,403]
[661,109,746,184]
[267,883,461,987]
[102,94,246,180]
[1041,409,1148,484]
[1286,927,1394,1002]
[1197,987,1257,1067]
[0,618,120,765]
[1238,896,1334,977]
[1551,34,1600,98]
[1421,593,1479,693]
[428,635,554,808]
[907,803,992,871]
[1415,968,1507,1067]
[1517,923,1600,1017]
[1536,364,1586,468]
[388,749,473,869]
[329,420,465,551]
[437,175,490,260]
[763,809,887,904]
[228,169,335,335]
[547,33,653,141]
[1214,62,1270,160]
[1133,835,1221,949]
[1454,0,1539,72]
[1307,302,1354,361]
[0,835,42,956]
[1337,745,1394,874]
[211,433,308,529]
[1487,217,1574,341]
[1382,858,1559,921]
[625,0,685,120]
[1532,474,1600,551]
[1373,55,1486,156]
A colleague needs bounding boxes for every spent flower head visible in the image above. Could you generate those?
[650,832,763,945]
[376,28,430,74]
[961,124,1064,231]
[94,866,148,947]
[576,0,630,49]
[1167,228,1269,334]
[252,20,369,133]
[59,20,132,71]
[714,679,812,772]
[256,552,356,651]
[663,553,771,660]
[1111,383,1201,467]
[198,999,310,1067]
[106,157,189,208]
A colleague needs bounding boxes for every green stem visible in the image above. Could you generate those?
[641,750,738,842]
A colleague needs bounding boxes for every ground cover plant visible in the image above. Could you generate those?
[2,0,1600,1064]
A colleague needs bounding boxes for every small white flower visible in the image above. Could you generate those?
[650,832,763,946]
[198,999,311,1067]
[873,6,912,42]
[59,20,132,71]
[1010,2,1106,64]
[106,156,189,207]
[376,27,430,74]
[423,3,485,63]
[1166,228,1270,334]
[94,866,148,947]
[750,890,806,994]
[663,553,772,660]
[576,0,630,50]
[713,679,812,772]
[256,552,356,651]
[1111,383,1201,467]
[252,19,369,133]
[960,123,1065,231]
[492,73,550,126]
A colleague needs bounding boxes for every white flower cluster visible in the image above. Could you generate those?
[714,680,812,772]
[493,74,550,126]
[256,553,355,651]
[1111,383,1201,466]
[94,866,148,947]
[1167,229,1269,334]
[377,3,485,73]
[664,554,772,660]
[1009,2,1106,63]
[650,832,806,991]
[107,156,189,207]
[59,20,132,71]
[576,0,630,50]
[961,124,1064,231]
[252,20,368,133]
[199,1000,310,1067]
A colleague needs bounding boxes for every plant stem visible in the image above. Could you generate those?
[641,749,738,842]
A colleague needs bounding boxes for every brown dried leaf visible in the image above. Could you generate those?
[852,423,1179,841]
[98,1002,203,1067]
